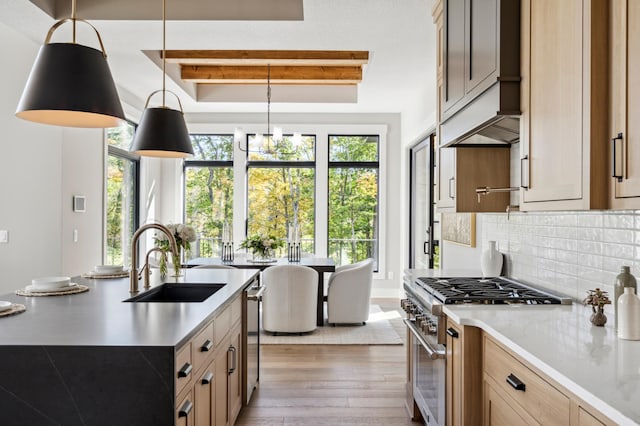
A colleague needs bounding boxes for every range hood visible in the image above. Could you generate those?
[440,83,520,147]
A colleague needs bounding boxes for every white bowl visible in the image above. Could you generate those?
[93,265,123,274]
[0,301,12,312]
[31,276,70,290]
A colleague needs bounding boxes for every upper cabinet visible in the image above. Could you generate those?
[439,0,521,147]
[610,0,640,208]
[520,0,609,211]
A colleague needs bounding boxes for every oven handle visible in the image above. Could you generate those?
[247,285,265,301]
[403,319,446,360]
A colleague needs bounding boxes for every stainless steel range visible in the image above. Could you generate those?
[402,275,570,426]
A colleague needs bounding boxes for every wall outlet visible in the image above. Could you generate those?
[0,230,8,243]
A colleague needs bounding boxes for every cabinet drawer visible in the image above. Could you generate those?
[213,303,231,346]
[484,336,570,424]
[230,296,242,326]
[192,321,214,373]
[175,343,193,395]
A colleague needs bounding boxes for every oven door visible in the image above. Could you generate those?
[405,319,446,426]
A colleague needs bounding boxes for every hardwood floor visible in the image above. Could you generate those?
[236,299,423,425]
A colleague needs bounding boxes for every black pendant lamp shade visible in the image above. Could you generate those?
[130,106,194,158]
[16,20,125,128]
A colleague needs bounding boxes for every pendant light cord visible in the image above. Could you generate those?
[162,0,166,107]
[71,0,76,43]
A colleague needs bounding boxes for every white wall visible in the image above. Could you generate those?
[0,22,65,293]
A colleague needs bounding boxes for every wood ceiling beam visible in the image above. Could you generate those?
[181,65,363,85]
[165,50,369,66]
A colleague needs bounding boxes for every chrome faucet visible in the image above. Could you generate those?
[130,223,178,294]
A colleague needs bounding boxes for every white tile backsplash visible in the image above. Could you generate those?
[481,211,640,301]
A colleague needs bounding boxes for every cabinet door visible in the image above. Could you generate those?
[214,340,229,426]
[443,0,466,115]
[176,390,195,426]
[228,322,243,425]
[194,362,215,426]
[484,379,537,426]
[611,0,640,204]
[467,0,498,94]
[437,147,456,210]
[446,323,462,426]
[522,0,584,204]
[577,406,606,426]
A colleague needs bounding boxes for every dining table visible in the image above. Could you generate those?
[186,256,336,326]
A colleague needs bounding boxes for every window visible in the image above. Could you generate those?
[105,122,139,267]
[184,135,234,259]
[328,135,379,269]
[246,134,316,254]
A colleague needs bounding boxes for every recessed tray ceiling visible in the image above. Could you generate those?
[28,0,304,21]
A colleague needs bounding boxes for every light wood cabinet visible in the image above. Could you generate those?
[445,319,482,426]
[437,147,511,212]
[174,293,244,426]
[441,0,520,123]
[520,0,609,211]
[609,0,640,208]
[484,377,537,425]
[176,389,195,426]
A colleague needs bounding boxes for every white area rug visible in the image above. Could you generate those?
[261,305,403,345]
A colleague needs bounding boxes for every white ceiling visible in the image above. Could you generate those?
[2,0,437,117]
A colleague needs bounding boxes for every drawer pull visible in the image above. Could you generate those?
[178,399,193,417]
[200,339,213,352]
[446,327,459,338]
[177,362,192,378]
[506,374,526,391]
[201,371,214,385]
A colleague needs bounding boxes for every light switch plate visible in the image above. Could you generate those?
[0,230,8,243]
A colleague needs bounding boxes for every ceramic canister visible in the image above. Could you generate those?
[617,287,640,341]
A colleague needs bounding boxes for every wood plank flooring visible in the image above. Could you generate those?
[236,299,423,426]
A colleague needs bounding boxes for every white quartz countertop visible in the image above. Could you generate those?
[405,269,640,425]
[0,268,259,347]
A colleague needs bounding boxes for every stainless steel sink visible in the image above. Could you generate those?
[124,283,225,303]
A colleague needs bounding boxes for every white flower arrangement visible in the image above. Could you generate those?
[154,223,197,276]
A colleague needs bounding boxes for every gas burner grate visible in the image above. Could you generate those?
[416,276,564,305]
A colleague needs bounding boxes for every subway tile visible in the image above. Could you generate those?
[602,243,634,260]
[555,249,578,265]
[577,227,603,241]
[577,241,603,255]
[577,214,603,228]
[602,229,635,244]
[604,214,635,229]
[577,254,603,269]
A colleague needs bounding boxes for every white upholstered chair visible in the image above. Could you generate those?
[261,264,318,334]
[327,258,375,325]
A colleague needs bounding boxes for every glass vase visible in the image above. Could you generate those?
[251,248,274,263]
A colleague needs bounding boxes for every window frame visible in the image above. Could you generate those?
[245,133,318,252]
[183,134,235,259]
[327,134,381,271]
[104,124,140,266]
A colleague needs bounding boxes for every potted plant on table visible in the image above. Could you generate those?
[583,288,612,327]
[239,233,285,262]
[154,223,197,277]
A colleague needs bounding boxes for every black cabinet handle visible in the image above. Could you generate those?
[177,362,192,378]
[612,132,624,182]
[200,339,213,352]
[201,371,214,385]
[520,155,529,189]
[506,374,526,391]
[178,399,193,417]
[228,346,237,375]
[446,327,459,338]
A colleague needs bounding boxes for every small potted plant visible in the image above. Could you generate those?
[583,288,611,327]
[239,233,285,262]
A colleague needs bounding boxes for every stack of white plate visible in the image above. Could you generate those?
[28,276,75,292]
[0,301,13,313]
[93,265,124,275]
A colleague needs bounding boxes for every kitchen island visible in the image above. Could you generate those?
[0,268,259,426]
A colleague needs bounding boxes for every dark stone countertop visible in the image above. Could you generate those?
[0,268,259,347]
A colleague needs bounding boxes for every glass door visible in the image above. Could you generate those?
[410,134,437,269]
